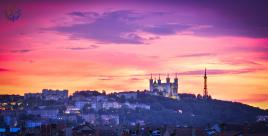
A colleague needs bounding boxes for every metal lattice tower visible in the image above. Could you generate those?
[203,68,208,97]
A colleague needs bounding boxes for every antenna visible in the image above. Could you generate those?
[203,68,208,97]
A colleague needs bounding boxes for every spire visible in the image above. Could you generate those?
[157,74,161,84]
[203,68,208,98]
[153,78,157,84]
[150,73,153,79]
[205,68,207,77]
[174,72,178,83]
[166,73,170,83]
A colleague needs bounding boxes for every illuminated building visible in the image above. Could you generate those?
[149,73,179,99]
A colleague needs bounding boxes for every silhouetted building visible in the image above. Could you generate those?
[72,123,96,136]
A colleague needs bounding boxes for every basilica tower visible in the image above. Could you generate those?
[158,74,161,85]
[149,74,153,92]
[166,74,171,94]
[174,73,178,94]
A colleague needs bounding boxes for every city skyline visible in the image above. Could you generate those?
[0,0,268,109]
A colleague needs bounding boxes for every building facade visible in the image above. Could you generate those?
[42,89,68,101]
[149,74,179,99]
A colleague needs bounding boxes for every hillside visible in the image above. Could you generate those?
[110,92,266,127]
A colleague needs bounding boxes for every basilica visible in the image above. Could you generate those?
[149,74,179,99]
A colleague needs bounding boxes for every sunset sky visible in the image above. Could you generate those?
[0,0,268,109]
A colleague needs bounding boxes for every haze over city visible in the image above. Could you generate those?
[0,0,268,109]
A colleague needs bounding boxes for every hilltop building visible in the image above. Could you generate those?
[42,89,68,101]
[149,73,179,99]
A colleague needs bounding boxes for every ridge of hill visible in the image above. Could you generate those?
[110,92,266,127]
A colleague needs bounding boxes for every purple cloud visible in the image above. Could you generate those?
[143,23,190,35]
[174,53,215,58]
[53,10,144,44]
[66,45,99,50]
[49,0,268,45]
[93,68,260,79]
[172,1,268,38]
[234,45,268,53]
[180,68,260,75]
[68,11,99,18]
[51,10,198,44]
[11,49,33,53]
[187,1,268,38]
[134,68,259,77]
[226,45,268,61]
[220,57,260,66]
